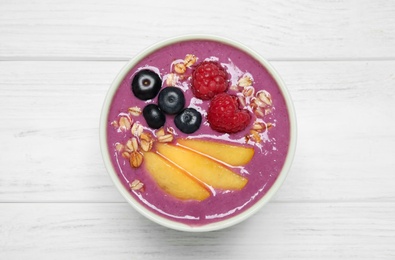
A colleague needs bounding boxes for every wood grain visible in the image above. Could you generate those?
[0,0,394,60]
[0,60,394,202]
[1,202,394,259]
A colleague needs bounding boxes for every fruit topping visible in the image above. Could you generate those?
[177,138,254,166]
[191,61,229,100]
[144,151,210,201]
[158,87,185,115]
[156,143,248,190]
[174,108,202,134]
[142,104,166,129]
[131,69,162,100]
[207,93,251,133]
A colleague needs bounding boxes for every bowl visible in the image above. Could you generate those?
[100,34,297,232]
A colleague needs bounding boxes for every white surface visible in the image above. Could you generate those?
[0,0,394,259]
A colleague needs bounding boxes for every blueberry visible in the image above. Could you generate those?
[143,104,166,129]
[158,87,185,115]
[131,69,162,100]
[174,108,202,134]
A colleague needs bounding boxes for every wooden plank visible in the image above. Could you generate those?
[0,0,395,59]
[0,60,394,202]
[0,61,125,202]
[0,202,394,259]
[274,60,395,202]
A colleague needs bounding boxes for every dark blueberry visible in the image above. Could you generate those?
[158,87,185,115]
[143,104,166,129]
[131,69,162,100]
[174,108,202,134]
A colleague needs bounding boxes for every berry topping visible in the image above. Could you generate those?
[142,104,166,129]
[131,69,162,100]
[207,93,251,133]
[158,87,185,115]
[191,61,229,100]
[174,108,202,134]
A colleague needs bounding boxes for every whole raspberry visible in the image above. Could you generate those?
[191,61,229,100]
[207,93,251,133]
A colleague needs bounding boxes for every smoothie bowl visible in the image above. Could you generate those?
[100,35,296,232]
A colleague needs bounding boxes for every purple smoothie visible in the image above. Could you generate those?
[105,39,291,226]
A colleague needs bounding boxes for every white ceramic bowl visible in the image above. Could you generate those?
[100,34,297,232]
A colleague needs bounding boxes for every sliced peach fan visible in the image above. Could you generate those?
[142,139,254,201]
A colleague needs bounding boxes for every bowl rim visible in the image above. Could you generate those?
[99,34,297,232]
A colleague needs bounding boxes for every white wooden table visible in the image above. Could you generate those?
[1,1,394,259]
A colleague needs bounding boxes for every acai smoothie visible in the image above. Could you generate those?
[104,38,292,227]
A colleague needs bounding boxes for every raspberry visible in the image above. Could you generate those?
[207,93,251,133]
[191,61,229,100]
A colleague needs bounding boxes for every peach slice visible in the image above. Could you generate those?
[143,151,210,201]
[177,138,254,166]
[156,143,248,190]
